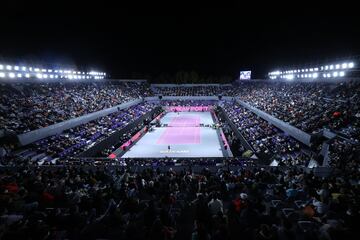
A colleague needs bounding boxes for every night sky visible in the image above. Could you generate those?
[1,3,360,80]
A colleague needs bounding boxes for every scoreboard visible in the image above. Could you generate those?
[240,71,251,80]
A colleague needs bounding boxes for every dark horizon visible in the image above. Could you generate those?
[1,6,360,81]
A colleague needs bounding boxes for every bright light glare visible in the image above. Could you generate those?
[339,71,345,77]
[348,62,354,68]
[333,72,338,77]
[9,72,15,78]
[0,65,3,70]
[0,72,5,78]
[6,65,12,70]
[313,73,318,78]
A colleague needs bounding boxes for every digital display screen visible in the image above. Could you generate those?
[240,71,251,80]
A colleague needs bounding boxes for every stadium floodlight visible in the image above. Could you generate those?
[335,64,340,69]
[29,67,33,71]
[310,68,313,72]
[68,75,73,79]
[325,65,329,70]
[55,75,58,78]
[59,70,63,73]
[34,68,40,72]
[323,73,327,78]
[333,72,338,77]
[6,65,12,70]
[314,68,319,71]
[17,73,22,78]
[339,71,345,77]
[48,69,52,73]
[327,73,331,78]
[43,74,48,79]
[0,72,5,78]
[25,73,30,78]
[0,65,3,70]
[50,74,54,79]
[21,66,27,71]
[41,69,47,72]
[36,73,43,79]
[330,65,334,70]
[313,73,318,78]
[14,66,19,71]
[348,62,354,68]
[9,72,15,78]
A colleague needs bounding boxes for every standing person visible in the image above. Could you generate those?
[168,145,171,151]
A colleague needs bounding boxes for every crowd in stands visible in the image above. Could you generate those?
[234,81,360,139]
[1,164,359,239]
[328,138,360,173]
[222,102,311,166]
[153,85,236,96]
[0,81,152,134]
[1,79,360,239]
[160,100,218,107]
[1,102,156,165]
